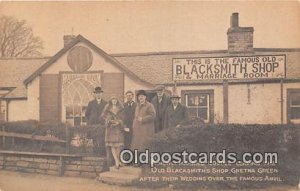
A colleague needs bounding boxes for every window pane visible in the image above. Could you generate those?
[291,93,300,106]
[291,107,300,119]
[74,117,81,126]
[198,108,208,120]
[188,108,198,118]
[188,108,208,120]
[66,106,73,119]
[187,94,208,107]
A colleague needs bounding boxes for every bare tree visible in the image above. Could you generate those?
[0,15,43,58]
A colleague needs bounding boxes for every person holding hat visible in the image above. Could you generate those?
[85,86,107,125]
[151,85,171,133]
[165,92,189,128]
[131,90,156,151]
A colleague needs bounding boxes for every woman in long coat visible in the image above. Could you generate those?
[101,96,125,169]
[131,90,156,151]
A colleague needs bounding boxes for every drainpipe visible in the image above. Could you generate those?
[280,80,283,124]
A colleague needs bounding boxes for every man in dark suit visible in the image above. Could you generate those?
[165,93,189,128]
[123,90,137,149]
[151,85,171,133]
[85,86,107,158]
[85,86,107,125]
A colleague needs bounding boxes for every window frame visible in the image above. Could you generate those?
[181,89,214,123]
[287,88,300,123]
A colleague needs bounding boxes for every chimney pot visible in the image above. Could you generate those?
[231,12,239,28]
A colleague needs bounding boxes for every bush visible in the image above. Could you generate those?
[145,123,300,188]
[147,123,299,153]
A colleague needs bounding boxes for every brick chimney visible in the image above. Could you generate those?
[63,35,76,47]
[227,13,254,53]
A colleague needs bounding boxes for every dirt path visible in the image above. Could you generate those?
[0,170,297,191]
[0,170,143,191]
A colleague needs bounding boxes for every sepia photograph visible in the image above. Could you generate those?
[0,1,299,191]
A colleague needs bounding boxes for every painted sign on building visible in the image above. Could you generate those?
[173,55,286,81]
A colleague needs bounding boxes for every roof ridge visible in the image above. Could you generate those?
[111,48,300,57]
[23,34,154,87]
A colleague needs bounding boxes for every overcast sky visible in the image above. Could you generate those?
[1,1,300,56]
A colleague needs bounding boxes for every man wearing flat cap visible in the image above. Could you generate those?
[151,85,171,133]
[165,92,189,128]
[85,86,107,125]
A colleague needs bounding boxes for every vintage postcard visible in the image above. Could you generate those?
[0,1,299,191]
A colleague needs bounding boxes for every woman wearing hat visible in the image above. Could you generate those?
[101,96,125,169]
[131,90,156,151]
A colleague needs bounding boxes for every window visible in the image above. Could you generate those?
[61,73,102,126]
[288,89,300,123]
[182,90,214,123]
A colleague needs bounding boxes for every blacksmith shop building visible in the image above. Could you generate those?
[0,13,299,125]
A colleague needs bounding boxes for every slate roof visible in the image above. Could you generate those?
[0,35,299,99]
[23,35,152,87]
[114,48,300,85]
[0,58,49,98]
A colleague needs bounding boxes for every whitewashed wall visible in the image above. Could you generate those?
[25,42,151,121]
[8,100,28,121]
[228,83,281,124]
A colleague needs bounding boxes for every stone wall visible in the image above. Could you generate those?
[0,151,105,178]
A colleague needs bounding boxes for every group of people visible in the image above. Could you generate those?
[85,85,189,169]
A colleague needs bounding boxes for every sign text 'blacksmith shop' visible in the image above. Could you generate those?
[173,55,286,81]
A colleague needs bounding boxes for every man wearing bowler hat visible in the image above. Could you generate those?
[165,92,189,128]
[85,86,107,125]
[85,86,109,163]
[151,85,171,133]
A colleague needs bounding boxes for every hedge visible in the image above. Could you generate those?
[143,123,300,188]
[0,120,106,155]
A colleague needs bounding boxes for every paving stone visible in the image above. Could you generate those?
[109,166,142,176]
[98,171,140,186]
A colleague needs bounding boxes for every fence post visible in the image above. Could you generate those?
[65,125,70,154]
[58,156,65,176]
[2,125,6,149]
